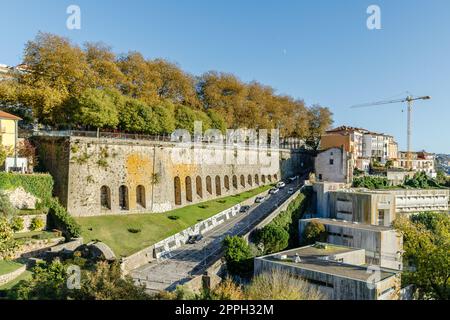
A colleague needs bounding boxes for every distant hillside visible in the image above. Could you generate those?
[436,154,450,175]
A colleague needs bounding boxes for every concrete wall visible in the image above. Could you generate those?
[383,189,449,214]
[299,219,403,270]
[328,191,396,226]
[33,136,292,217]
[253,258,400,300]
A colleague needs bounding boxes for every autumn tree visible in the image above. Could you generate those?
[305,105,333,151]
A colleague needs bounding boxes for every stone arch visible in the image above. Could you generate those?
[196,176,203,198]
[224,175,230,191]
[247,175,253,186]
[268,175,272,182]
[185,176,193,202]
[274,174,278,181]
[119,185,129,210]
[255,174,259,185]
[206,176,212,195]
[136,185,146,208]
[240,175,245,188]
[232,175,238,189]
[262,175,266,184]
[215,176,221,196]
[174,177,182,205]
[100,186,111,210]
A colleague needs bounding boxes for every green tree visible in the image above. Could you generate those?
[393,212,450,300]
[255,224,289,254]
[302,221,327,245]
[222,236,254,277]
[71,88,119,130]
[174,105,212,133]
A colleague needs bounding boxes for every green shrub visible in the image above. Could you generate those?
[222,235,254,277]
[353,176,391,189]
[10,216,24,232]
[30,217,45,231]
[127,228,141,234]
[0,192,16,218]
[168,215,180,220]
[254,224,289,254]
[302,221,327,245]
[0,173,54,207]
[198,205,209,209]
[47,199,81,239]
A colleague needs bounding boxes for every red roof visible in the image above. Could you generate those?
[0,110,22,120]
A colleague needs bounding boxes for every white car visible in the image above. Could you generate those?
[269,188,280,194]
[255,196,266,203]
[276,181,286,189]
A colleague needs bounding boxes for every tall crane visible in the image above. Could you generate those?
[350,95,431,169]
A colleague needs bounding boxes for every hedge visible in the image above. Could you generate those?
[47,198,81,239]
[0,172,54,206]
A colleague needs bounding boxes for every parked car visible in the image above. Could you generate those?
[255,196,266,203]
[276,181,286,189]
[240,205,251,213]
[186,234,203,244]
[288,188,294,194]
[269,188,280,194]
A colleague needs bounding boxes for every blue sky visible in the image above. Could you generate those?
[0,0,449,153]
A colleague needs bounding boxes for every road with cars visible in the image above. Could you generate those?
[131,177,304,293]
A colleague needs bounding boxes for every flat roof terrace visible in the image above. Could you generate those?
[258,244,399,282]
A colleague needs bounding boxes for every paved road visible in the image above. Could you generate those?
[131,180,303,293]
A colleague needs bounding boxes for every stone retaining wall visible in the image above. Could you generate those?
[0,264,26,286]
[12,237,65,259]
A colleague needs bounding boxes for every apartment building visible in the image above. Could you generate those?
[314,147,354,184]
[395,151,436,178]
[321,126,398,171]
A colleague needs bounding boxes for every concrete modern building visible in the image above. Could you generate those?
[313,182,449,220]
[299,218,403,270]
[314,147,353,184]
[254,243,401,300]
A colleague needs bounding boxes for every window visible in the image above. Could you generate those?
[318,174,323,181]
[240,175,245,188]
[206,176,212,194]
[185,177,193,202]
[136,185,146,208]
[215,176,221,196]
[232,175,238,189]
[196,176,203,198]
[174,177,181,205]
[329,159,334,165]
[100,186,111,210]
[224,176,230,191]
[119,185,129,210]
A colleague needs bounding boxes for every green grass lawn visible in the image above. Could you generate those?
[0,260,24,276]
[76,185,271,257]
[13,231,62,244]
